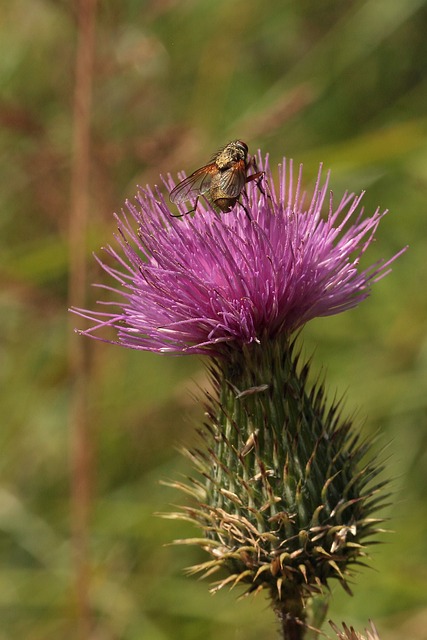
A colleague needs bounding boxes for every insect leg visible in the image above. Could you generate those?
[247,155,269,198]
[247,168,275,210]
[170,196,199,217]
[245,170,265,190]
[237,199,252,221]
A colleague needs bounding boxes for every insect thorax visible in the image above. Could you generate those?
[215,140,248,169]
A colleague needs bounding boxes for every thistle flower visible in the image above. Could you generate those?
[74,155,402,355]
[73,152,404,639]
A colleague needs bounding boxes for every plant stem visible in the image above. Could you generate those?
[274,598,306,640]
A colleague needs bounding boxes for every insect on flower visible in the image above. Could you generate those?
[169,140,264,219]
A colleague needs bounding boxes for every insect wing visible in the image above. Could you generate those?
[169,164,216,204]
[219,159,247,197]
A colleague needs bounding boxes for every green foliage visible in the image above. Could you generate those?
[1,0,427,638]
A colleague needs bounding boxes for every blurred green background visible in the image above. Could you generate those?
[1,1,426,638]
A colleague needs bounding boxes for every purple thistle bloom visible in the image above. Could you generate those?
[74,154,404,355]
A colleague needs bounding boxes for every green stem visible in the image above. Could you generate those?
[274,594,307,640]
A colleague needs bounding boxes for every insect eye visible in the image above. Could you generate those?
[236,141,248,154]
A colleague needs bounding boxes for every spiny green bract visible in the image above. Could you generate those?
[165,339,389,605]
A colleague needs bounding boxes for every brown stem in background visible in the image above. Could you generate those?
[68,0,97,637]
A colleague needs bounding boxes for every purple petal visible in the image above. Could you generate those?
[72,155,406,355]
